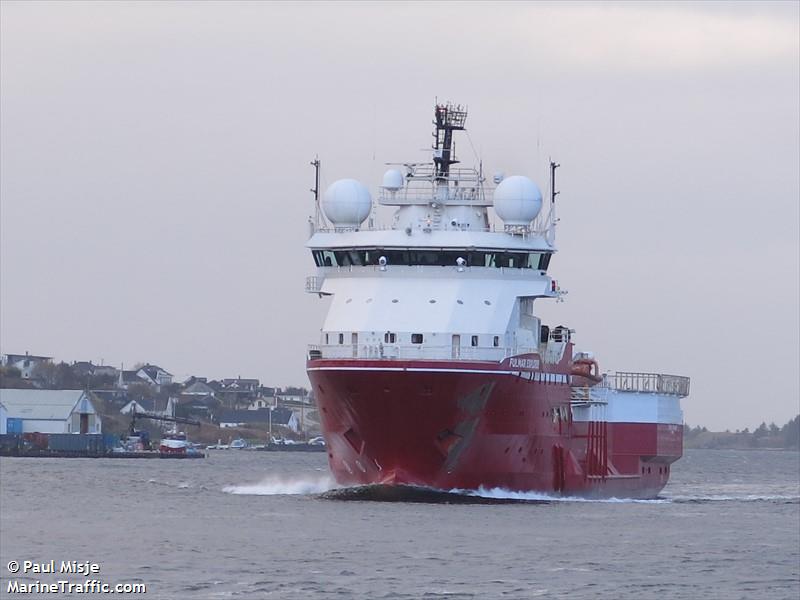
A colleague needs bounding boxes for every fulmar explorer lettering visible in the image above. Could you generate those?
[304,102,689,499]
[509,358,540,370]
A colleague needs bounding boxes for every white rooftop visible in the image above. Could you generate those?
[0,389,95,420]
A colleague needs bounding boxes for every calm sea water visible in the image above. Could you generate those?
[1,449,798,599]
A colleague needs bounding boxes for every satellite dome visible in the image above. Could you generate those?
[322,179,372,227]
[493,175,542,226]
[381,169,405,191]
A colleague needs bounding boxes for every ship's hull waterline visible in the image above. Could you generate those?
[308,358,682,499]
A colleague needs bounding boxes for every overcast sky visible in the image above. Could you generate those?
[1,1,797,430]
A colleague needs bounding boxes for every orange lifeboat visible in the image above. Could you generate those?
[570,358,603,384]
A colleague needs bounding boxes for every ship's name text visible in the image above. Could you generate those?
[509,358,540,370]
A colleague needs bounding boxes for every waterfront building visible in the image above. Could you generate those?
[0,389,101,434]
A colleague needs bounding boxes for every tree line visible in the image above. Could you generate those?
[685,415,799,449]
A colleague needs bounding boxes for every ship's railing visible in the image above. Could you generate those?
[385,164,484,184]
[310,221,551,236]
[307,343,513,362]
[379,186,492,207]
[569,386,609,405]
[599,372,690,397]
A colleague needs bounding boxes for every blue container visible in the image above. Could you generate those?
[6,418,23,434]
[48,433,103,454]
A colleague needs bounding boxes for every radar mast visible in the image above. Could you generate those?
[432,102,467,182]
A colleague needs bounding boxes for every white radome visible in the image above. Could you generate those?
[493,175,542,226]
[381,169,405,191]
[322,179,372,227]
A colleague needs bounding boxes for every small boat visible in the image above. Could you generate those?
[159,432,204,458]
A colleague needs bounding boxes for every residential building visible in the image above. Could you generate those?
[217,407,299,432]
[136,364,173,387]
[183,380,216,397]
[72,361,118,379]
[116,364,173,391]
[117,370,143,390]
[247,397,275,411]
[1,352,53,379]
[120,397,176,418]
[176,394,218,419]
[216,377,261,409]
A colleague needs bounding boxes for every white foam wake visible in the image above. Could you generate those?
[463,487,799,504]
[459,486,669,503]
[223,474,338,496]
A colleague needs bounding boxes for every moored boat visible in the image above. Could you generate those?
[159,432,203,458]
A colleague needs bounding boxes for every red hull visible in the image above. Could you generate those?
[309,358,682,499]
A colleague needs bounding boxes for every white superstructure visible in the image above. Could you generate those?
[306,103,569,363]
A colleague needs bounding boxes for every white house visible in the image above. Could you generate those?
[218,408,299,432]
[136,364,173,387]
[116,364,173,391]
[247,397,275,411]
[0,389,101,434]
[119,397,176,417]
[1,352,53,379]
[183,380,216,397]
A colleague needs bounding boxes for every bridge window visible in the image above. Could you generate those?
[471,335,478,347]
[539,253,551,270]
[411,334,423,344]
[312,248,552,270]
[493,336,500,347]
[338,333,344,344]
[384,332,396,343]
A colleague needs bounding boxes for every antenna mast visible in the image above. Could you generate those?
[547,160,560,245]
[311,156,321,229]
[432,102,467,183]
[550,160,560,205]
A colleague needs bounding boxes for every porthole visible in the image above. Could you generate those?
[345,298,352,304]
[429,299,436,304]
[456,299,464,305]
[484,300,491,305]
[392,299,399,303]
[366,298,373,303]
